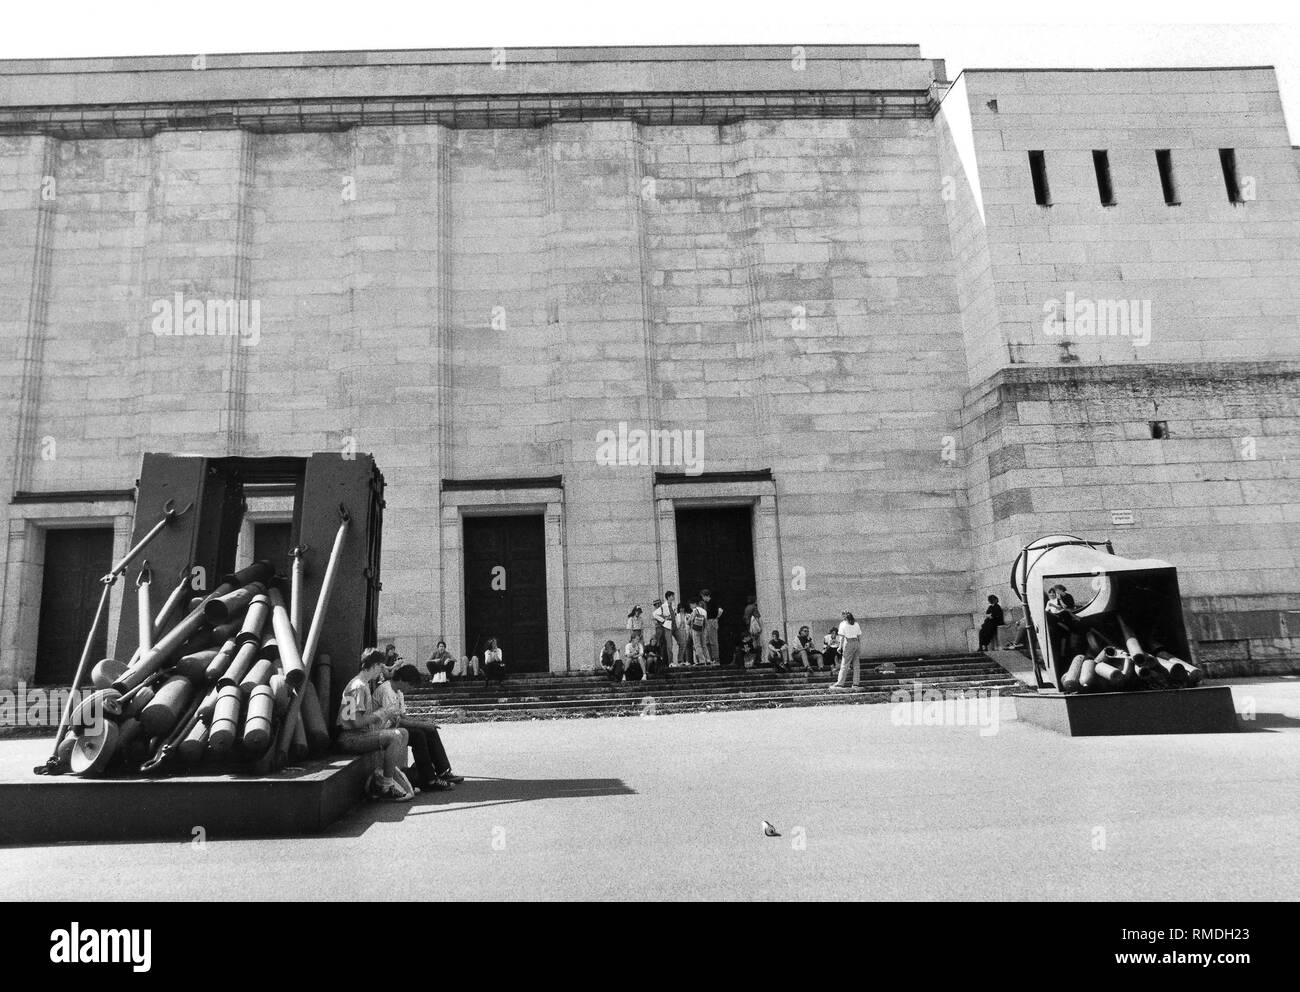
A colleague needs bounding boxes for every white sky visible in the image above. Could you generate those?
[3,1,1299,140]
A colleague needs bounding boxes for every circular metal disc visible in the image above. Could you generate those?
[70,720,120,776]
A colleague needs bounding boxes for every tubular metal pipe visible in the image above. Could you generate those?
[135,564,153,653]
[273,506,348,767]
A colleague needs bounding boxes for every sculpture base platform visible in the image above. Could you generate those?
[0,746,378,845]
[1012,685,1238,737]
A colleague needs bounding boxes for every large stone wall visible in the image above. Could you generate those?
[955,68,1300,669]
[962,68,1300,367]
[0,112,981,683]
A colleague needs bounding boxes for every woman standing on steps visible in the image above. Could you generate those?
[829,611,863,691]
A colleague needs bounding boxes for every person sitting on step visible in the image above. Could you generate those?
[643,641,662,678]
[599,640,624,681]
[978,595,1005,652]
[793,625,823,669]
[623,630,645,682]
[426,640,457,682]
[765,630,790,672]
[822,626,840,674]
[482,638,506,688]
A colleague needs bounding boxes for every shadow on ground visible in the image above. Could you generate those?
[331,776,636,832]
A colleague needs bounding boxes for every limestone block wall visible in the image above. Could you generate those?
[963,68,1300,367]
[961,361,1300,665]
[641,117,974,654]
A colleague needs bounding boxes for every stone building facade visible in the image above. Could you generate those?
[0,46,1297,685]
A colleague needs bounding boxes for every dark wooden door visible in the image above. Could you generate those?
[463,514,548,673]
[35,527,115,685]
[253,521,293,578]
[675,506,756,662]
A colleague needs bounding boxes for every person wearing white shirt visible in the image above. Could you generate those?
[830,611,863,690]
[623,632,645,682]
[651,592,675,664]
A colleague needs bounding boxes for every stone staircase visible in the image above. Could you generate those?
[402,654,1026,723]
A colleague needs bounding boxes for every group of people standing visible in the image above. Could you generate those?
[600,589,724,681]
[600,589,868,691]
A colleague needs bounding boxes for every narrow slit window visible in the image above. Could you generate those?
[1220,148,1243,203]
[1093,150,1115,205]
[1156,149,1179,205]
[1029,150,1051,205]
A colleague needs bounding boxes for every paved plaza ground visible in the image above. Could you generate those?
[2,678,1298,901]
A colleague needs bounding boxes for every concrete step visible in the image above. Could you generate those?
[400,653,1024,722]
[411,654,994,687]
[418,680,1024,724]
[405,663,1009,703]
[404,673,1019,713]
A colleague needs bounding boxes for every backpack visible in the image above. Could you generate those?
[749,613,762,637]
[691,610,706,630]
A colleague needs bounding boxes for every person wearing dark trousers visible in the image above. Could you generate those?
[978,595,1005,651]
[482,637,506,688]
[821,627,840,674]
[623,632,645,682]
[379,665,465,791]
[426,640,457,681]
[599,640,624,680]
[765,630,790,672]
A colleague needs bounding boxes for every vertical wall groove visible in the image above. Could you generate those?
[225,130,257,455]
[11,136,58,492]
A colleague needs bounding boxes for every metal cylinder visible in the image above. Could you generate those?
[239,658,275,696]
[221,561,276,589]
[219,640,260,689]
[269,672,290,717]
[197,686,221,724]
[241,684,275,754]
[176,649,218,683]
[136,569,153,654]
[1093,659,1126,687]
[290,547,304,638]
[1078,656,1101,691]
[267,588,305,688]
[204,581,266,625]
[237,593,270,646]
[178,720,209,765]
[141,675,196,738]
[204,639,239,684]
[208,685,243,756]
[153,571,192,639]
[1156,650,1202,687]
[1061,654,1086,694]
